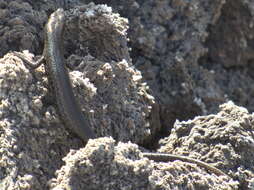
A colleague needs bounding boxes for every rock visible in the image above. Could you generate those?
[49,137,238,190]
[0,0,253,189]
[158,101,254,189]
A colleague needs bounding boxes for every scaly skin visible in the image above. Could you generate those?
[44,8,95,141]
[14,9,95,141]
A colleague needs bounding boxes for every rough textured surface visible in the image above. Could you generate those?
[0,53,85,189]
[0,0,254,190]
[62,5,159,143]
[0,0,81,57]
[158,102,254,189]
[0,3,156,190]
[2,4,157,144]
[100,0,254,134]
[49,137,238,190]
[2,0,254,137]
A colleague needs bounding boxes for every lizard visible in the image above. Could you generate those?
[13,8,229,177]
[14,8,95,141]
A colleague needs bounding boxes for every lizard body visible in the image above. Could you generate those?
[15,8,95,141]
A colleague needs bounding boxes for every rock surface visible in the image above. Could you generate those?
[0,0,253,190]
[49,137,238,190]
[104,0,254,133]
[159,102,254,189]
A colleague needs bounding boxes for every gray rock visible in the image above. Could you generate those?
[0,0,253,189]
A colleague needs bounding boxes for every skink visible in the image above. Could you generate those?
[15,8,95,141]
[44,8,95,140]
[14,8,229,177]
